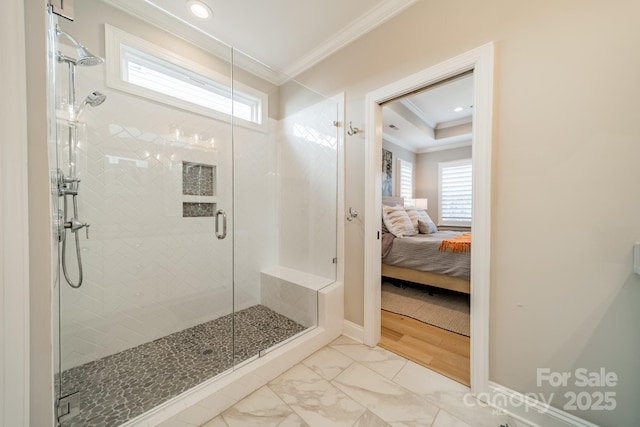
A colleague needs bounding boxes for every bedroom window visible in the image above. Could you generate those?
[397,159,413,203]
[438,159,472,226]
[105,25,268,131]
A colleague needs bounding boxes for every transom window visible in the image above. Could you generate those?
[105,25,267,131]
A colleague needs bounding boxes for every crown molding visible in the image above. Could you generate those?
[282,0,419,78]
[436,115,473,129]
[400,98,435,129]
[415,138,472,154]
[382,133,420,153]
[102,0,418,85]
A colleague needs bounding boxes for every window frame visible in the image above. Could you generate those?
[438,158,473,227]
[105,24,268,132]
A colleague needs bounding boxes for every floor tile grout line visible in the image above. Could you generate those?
[430,407,441,427]
[330,361,443,426]
[389,358,408,383]
[265,382,304,427]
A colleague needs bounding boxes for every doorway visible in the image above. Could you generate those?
[362,43,494,395]
[378,73,474,385]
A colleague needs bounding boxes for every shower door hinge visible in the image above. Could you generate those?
[49,0,75,21]
[332,257,338,264]
[333,121,341,127]
[57,392,80,422]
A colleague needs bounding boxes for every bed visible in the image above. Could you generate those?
[381,197,471,294]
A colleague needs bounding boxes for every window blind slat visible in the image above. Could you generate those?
[398,159,413,201]
[439,159,472,225]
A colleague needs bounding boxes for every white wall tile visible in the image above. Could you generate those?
[58,68,339,375]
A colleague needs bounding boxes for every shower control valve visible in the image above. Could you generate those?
[63,176,81,184]
[57,170,81,195]
[65,218,90,238]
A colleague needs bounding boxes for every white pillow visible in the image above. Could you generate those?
[382,205,416,238]
[405,207,438,234]
[418,218,438,234]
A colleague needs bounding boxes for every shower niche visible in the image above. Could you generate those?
[182,161,216,217]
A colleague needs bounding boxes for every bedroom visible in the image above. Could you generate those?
[378,73,474,385]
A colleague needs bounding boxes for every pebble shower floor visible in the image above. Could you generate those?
[57,305,307,427]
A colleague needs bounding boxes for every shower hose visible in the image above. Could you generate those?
[62,193,84,289]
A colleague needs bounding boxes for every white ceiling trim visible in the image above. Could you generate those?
[400,98,435,128]
[281,0,418,78]
[436,116,473,129]
[416,139,472,154]
[382,133,420,153]
[103,0,418,85]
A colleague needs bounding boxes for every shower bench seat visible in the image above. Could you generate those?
[260,266,334,329]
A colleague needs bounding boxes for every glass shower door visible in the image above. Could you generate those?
[231,49,339,366]
[52,11,235,426]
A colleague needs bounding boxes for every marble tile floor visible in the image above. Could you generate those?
[191,336,531,427]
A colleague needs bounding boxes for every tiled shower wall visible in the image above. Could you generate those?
[58,61,277,370]
[56,43,336,372]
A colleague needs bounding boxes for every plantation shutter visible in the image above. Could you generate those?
[438,159,472,226]
[398,159,413,202]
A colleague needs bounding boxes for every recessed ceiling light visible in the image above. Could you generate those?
[188,0,212,19]
[454,107,463,112]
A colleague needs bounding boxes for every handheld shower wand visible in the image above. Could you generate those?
[76,91,107,119]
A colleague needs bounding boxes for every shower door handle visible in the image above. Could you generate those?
[215,209,227,240]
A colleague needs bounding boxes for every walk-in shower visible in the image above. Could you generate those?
[49,2,339,426]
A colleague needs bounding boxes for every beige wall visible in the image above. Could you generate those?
[297,0,640,424]
[415,145,471,222]
[25,0,55,425]
[3,0,31,425]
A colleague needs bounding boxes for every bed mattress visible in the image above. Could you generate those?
[382,231,471,279]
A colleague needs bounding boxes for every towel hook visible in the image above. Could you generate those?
[347,121,361,136]
[346,207,358,222]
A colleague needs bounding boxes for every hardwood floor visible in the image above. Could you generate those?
[379,309,470,386]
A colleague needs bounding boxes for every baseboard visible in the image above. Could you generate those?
[342,320,364,343]
[488,382,600,427]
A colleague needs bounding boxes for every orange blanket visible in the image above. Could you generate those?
[439,232,471,253]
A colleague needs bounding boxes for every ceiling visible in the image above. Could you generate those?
[106,0,417,82]
[104,0,470,152]
[383,74,474,153]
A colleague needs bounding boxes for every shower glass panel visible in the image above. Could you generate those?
[51,2,338,426]
[232,50,338,365]
[53,9,234,426]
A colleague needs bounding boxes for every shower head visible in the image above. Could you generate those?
[56,26,104,67]
[75,46,105,67]
[76,91,107,119]
[84,91,107,107]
